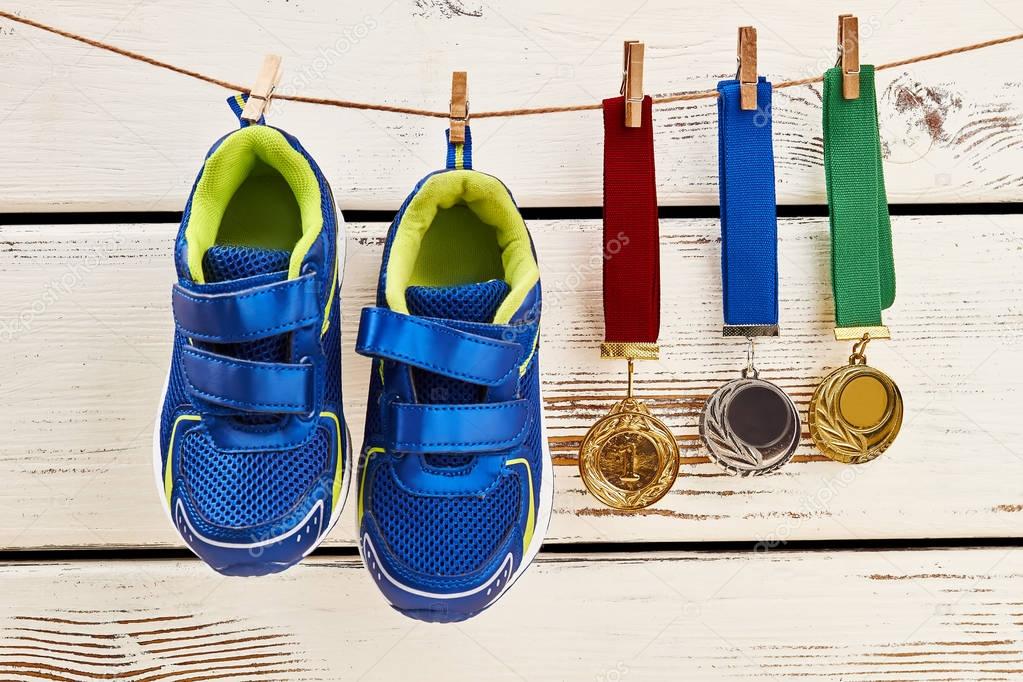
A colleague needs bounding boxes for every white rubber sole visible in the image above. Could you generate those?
[491,348,555,601]
[482,397,555,610]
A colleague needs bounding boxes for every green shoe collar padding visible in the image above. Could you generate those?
[385,170,540,325]
[184,126,323,283]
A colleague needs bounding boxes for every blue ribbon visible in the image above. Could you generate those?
[716,76,778,330]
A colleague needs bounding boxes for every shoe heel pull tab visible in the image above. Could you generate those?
[446,71,472,169]
[227,94,262,127]
[445,125,472,169]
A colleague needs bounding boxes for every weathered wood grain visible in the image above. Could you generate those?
[2,549,1023,680]
[0,0,1021,210]
[0,216,1020,550]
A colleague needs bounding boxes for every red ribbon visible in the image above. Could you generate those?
[601,95,660,347]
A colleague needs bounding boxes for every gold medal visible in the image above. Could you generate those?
[579,355,680,510]
[809,332,903,464]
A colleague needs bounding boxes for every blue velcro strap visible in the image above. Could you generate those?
[389,400,528,454]
[717,77,779,327]
[356,307,521,386]
[227,93,263,127]
[181,345,313,415]
[445,126,473,170]
[173,275,319,343]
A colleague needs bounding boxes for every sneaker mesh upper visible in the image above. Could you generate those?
[182,426,329,528]
[368,280,525,576]
[202,244,290,283]
[368,465,520,577]
[406,280,509,323]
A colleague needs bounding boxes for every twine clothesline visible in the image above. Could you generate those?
[2,9,1022,119]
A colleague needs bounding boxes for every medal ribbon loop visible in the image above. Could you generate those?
[822,65,896,332]
[600,95,660,360]
[717,76,779,335]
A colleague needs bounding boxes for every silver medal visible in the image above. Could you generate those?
[700,340,800,476]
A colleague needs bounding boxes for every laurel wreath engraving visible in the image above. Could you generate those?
[808,365,903,465]
[700,379,799,477]
[704,381,763,468]
[811,371,869,461]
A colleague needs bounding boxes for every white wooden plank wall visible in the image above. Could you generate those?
[2,550,1023,681]
[1,1,1022,680]
[0,216,1020,550]
[0,0,1021,209]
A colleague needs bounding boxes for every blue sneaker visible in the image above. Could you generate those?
[355,129,552,622]
[153,96,350,576]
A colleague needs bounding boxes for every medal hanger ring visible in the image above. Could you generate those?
[741,337,759,379]
[849,333,871,365]
[626,358,635,398]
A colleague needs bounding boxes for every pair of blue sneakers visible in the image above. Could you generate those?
[154,97,551,622]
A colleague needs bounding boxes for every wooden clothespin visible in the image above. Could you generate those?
[449,71,469,143]
[837,14,860,100]
[241,54,283,123]
[737,26,758,111]
[621,40,645,128]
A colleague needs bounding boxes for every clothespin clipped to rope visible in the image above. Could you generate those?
[449,71,469,143]
[837,14,860,100]
[621,40,645,127]
[241,54,283,123]
[737,26,758,111]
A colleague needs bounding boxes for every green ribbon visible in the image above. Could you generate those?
[822,65,895,328]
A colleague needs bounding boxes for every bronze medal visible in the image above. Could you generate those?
[579,358,680,510]
[809,332,903,464]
